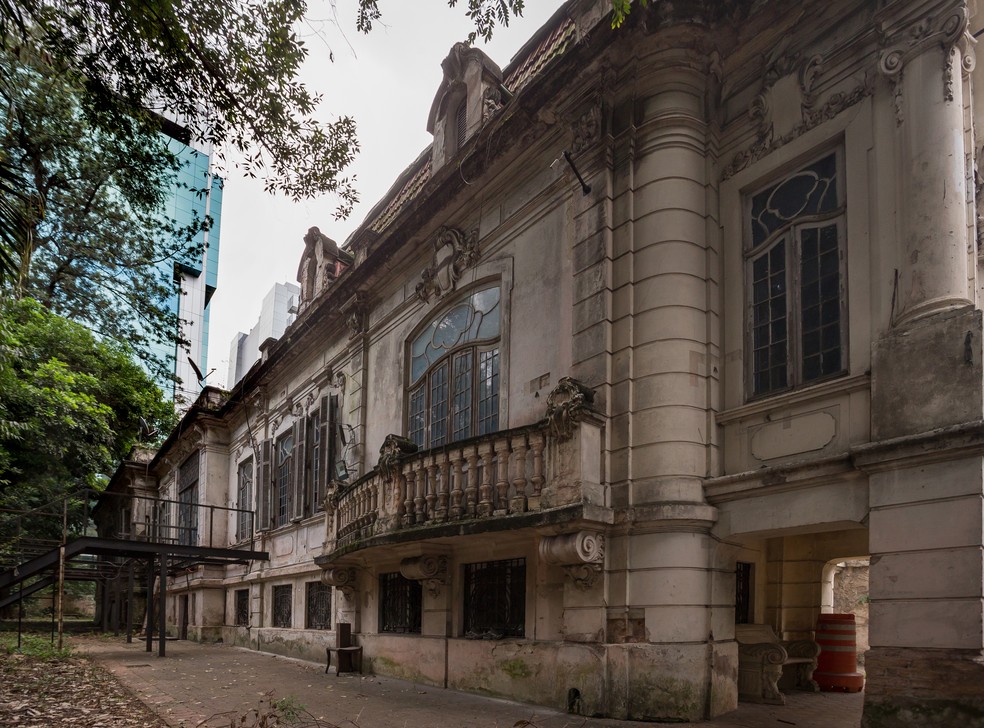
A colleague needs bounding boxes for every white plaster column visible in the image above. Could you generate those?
[880,2,974,323]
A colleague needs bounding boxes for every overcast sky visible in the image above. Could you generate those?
[207,1,564,387]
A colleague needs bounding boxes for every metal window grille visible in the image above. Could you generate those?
[378,572,421,634]
[237,458,253,541]
[305,582,332,630]
[463,558,525,638]
[273,585,292,628]
[735,562,753,624]
[235,589,250,627]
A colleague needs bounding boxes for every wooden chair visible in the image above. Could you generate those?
[325,622,363,676]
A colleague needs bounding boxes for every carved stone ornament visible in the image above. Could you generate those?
[322,482,339,518]
[400,555,449,597]
[320,566,357,599]
[544,377,595,441]
[878,3,972,116]
[570,103,602,154]
[415,226,480,303]
[341,291,369,338]
[482,86,503,121]
[377,434,419,481]
[539,531,605,590]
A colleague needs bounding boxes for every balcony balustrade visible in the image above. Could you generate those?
[322,380,602,558]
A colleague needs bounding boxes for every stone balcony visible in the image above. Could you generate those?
[317,378,606,565]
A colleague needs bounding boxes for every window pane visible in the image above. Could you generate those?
[408,386,426,448]
[430,361,449,447]
[235,589,250,627]
[799,223,841,384]
[237,459,253,541]
[750,241,788,395]
[478,348,499,435]
[750,153,838,246]
[452,351,473,441]
[410,287,500,386]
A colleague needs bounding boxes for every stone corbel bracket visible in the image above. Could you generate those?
[341,291,370,338]
[544,377,596,441]
[400,555,448,597]
[320,566,358,600]
[539,531,605,590]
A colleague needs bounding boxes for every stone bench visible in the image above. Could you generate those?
[735,623,820,705]
[325,622,363,676]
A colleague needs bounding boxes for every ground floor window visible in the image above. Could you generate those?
[235,589,249,627]
[378,572,421,634]
[306,582,332,630]
[463,557,525,638]
[273,585,292,628]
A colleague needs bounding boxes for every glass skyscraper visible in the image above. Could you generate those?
[153,118,223,410]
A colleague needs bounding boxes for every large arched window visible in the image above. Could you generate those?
[408,286,500,448]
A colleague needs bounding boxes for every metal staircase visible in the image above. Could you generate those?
[0,489,268,655]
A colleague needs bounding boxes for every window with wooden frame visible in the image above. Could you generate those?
[275,433,294,528]
[236,458,253,541]
[408,286,501,449]
[745,149,847,398]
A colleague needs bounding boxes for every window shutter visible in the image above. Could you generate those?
[328,394,340,482]
[318,397,330,507]
[291,418,306,521]
[258,439,272,530]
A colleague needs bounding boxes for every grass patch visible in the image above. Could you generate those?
[0,631,75,659]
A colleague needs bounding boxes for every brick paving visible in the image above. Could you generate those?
[76,636,863,728]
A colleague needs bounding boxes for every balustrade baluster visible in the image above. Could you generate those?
[529,431,545,501]
[402,465,416,528]
[477,442,494,517]
[436,456,450,521]
[494,438,510,514]
[414,460,427,524]
[465,447,479,517]
[510,433,529,513]
[425,456,438,522]
[450,449,465,519]
[394,471,406,524]
[369,479,379,523]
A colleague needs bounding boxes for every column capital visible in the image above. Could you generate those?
[878,0,969,79]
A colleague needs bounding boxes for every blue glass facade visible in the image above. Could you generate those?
[150,130,223,405]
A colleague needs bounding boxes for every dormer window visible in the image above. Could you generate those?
[427,43,504,172]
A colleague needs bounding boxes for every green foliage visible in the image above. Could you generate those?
[271,695,306,724]
[0,631,75,659]
[0,298,175,536]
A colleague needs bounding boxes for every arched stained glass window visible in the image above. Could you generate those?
[408,286,500,448]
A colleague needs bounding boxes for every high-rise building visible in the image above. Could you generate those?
[226,281,300,387]
[154,117,223,410]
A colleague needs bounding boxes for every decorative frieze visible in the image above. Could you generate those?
[415,226,480,303]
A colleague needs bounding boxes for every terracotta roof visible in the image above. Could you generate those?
[356,5,578,239]
[503,14,576,92]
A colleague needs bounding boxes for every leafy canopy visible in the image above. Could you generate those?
[0,297,175,517]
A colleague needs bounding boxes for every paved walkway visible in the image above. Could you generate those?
[76,637,863,728]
